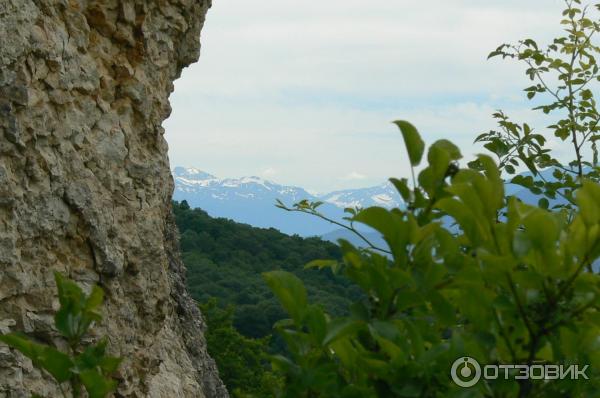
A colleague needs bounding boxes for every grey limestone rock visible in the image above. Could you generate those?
[0,0,228,396]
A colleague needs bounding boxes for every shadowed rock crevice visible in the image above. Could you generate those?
[0,0,228,396]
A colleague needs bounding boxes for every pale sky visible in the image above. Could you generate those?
[164,0,566,192]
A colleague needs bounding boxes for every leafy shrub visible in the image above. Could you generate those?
[266,1,600,397]
[267,124,600,397]
[478,0,600,208]
[0,273,121,398]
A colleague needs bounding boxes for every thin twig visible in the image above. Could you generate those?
[506,273,535,337]
[283,207,392,255]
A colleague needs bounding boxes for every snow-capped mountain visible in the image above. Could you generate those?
[172,167,403,236]
[173,166,312,204]
[317,183,402,210]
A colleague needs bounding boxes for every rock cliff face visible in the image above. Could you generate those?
[0,0,228,396]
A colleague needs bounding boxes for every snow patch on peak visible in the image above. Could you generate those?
[371,193,393,205]
[238,176,272,190]
[186,167,202,174]
[319,182,402,210]
[173,166,215,180]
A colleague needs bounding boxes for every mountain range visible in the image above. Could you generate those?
[172,166,560,246]
[172,167,402,237]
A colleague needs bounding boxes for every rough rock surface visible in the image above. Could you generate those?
[0,0,228,396]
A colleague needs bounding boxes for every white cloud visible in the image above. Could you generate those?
[343,172,367,181]
[164,0,582,191]
[261,167,278,178]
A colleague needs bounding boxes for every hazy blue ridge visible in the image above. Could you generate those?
[173,166,573,239]
[172,166,402,236]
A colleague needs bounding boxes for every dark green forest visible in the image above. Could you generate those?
[174,200,368,396]
[173,200,360,339]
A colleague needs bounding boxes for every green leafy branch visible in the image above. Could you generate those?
[0,273,121,398]
[275,198,392,255]
[483,0,600,210]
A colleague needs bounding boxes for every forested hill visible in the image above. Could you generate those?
[172,200,361,339]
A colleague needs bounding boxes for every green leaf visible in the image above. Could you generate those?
[477,154,504,210]
[428,291,456,325]
[420,140,462,196]
[85,286,104,313]
[393,120,425,166]
[54,273,103,341]
[323,318,363,346]
[54,272,84,309]
[270,354,297,374]
[304,259,338,270]
[263,271,307,325]
[38,347,74,384]
[74,338,121,374]
[99,356,122,375]
[429,139,461,161]
[0,333,73,383]
[80,369,118,398]
[54,272,85,339]
[577,180,600,226]
[329,339,359,370]
[435,198,479,243]
[304,305,327,343]
[389,177,412,203]
[521,209,560,264]
[367,321,404,361]
[353,207,408,262]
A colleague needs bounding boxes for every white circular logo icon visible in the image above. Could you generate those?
[451,357,482,387]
